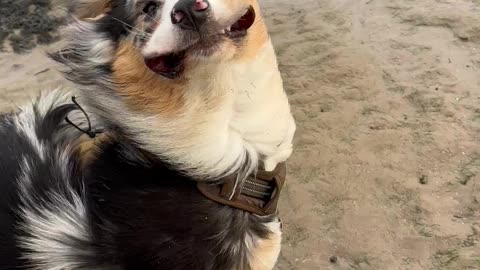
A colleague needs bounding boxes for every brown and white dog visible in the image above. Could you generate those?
[0,0,295,269]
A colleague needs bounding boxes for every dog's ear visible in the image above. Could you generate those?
[69,0,112,20]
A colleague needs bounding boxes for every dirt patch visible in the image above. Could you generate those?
[0,0,65,53]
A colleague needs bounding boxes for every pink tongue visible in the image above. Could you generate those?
[145,56,170,74]
[144,53,184,79]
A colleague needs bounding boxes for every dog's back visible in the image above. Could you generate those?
[0,92,91,269]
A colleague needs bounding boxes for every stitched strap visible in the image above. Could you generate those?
[197,163,286,216]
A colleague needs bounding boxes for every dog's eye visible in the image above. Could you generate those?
[143,1,159,16]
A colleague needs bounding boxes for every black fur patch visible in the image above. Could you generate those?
[85,140,274,270]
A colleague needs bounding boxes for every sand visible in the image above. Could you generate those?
[1,0,480,269]
[0,0,64,53]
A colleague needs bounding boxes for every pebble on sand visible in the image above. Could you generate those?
[419,175,429,185]
[329,256,338,264]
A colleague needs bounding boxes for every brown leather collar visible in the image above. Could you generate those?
[197,163,286,216]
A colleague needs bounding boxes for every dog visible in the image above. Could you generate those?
[0,0,295,269]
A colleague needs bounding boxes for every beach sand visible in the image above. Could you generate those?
[1,0,480,269]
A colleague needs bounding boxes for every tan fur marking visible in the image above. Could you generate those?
[73,0,112,20]
[249,232,282,270]
[72,133,111,168]
[112,42,187,116]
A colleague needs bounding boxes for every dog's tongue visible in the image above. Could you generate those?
[144,53,184,79]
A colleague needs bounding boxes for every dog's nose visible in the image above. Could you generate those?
[171,0,210,30]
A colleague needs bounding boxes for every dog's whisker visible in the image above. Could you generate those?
[125,26,152,39]
[111,17,152,38]
[127,28,151,38]
[111,17,135,29]
[144,14,161,24]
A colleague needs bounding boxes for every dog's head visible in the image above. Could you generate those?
[56,0,293,179]
[69,0,266,76]
[58,0,271,121]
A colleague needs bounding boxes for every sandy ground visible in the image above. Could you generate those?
[1,0,480,269]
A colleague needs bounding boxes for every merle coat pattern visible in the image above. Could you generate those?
[0,92,274,270]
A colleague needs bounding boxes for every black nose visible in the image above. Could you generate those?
[171,0,210,31]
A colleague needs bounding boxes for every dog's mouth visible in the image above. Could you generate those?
[144,6,256,79]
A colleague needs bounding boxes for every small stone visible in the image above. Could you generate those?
[419,175,428,185]
[329,256,338,264]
